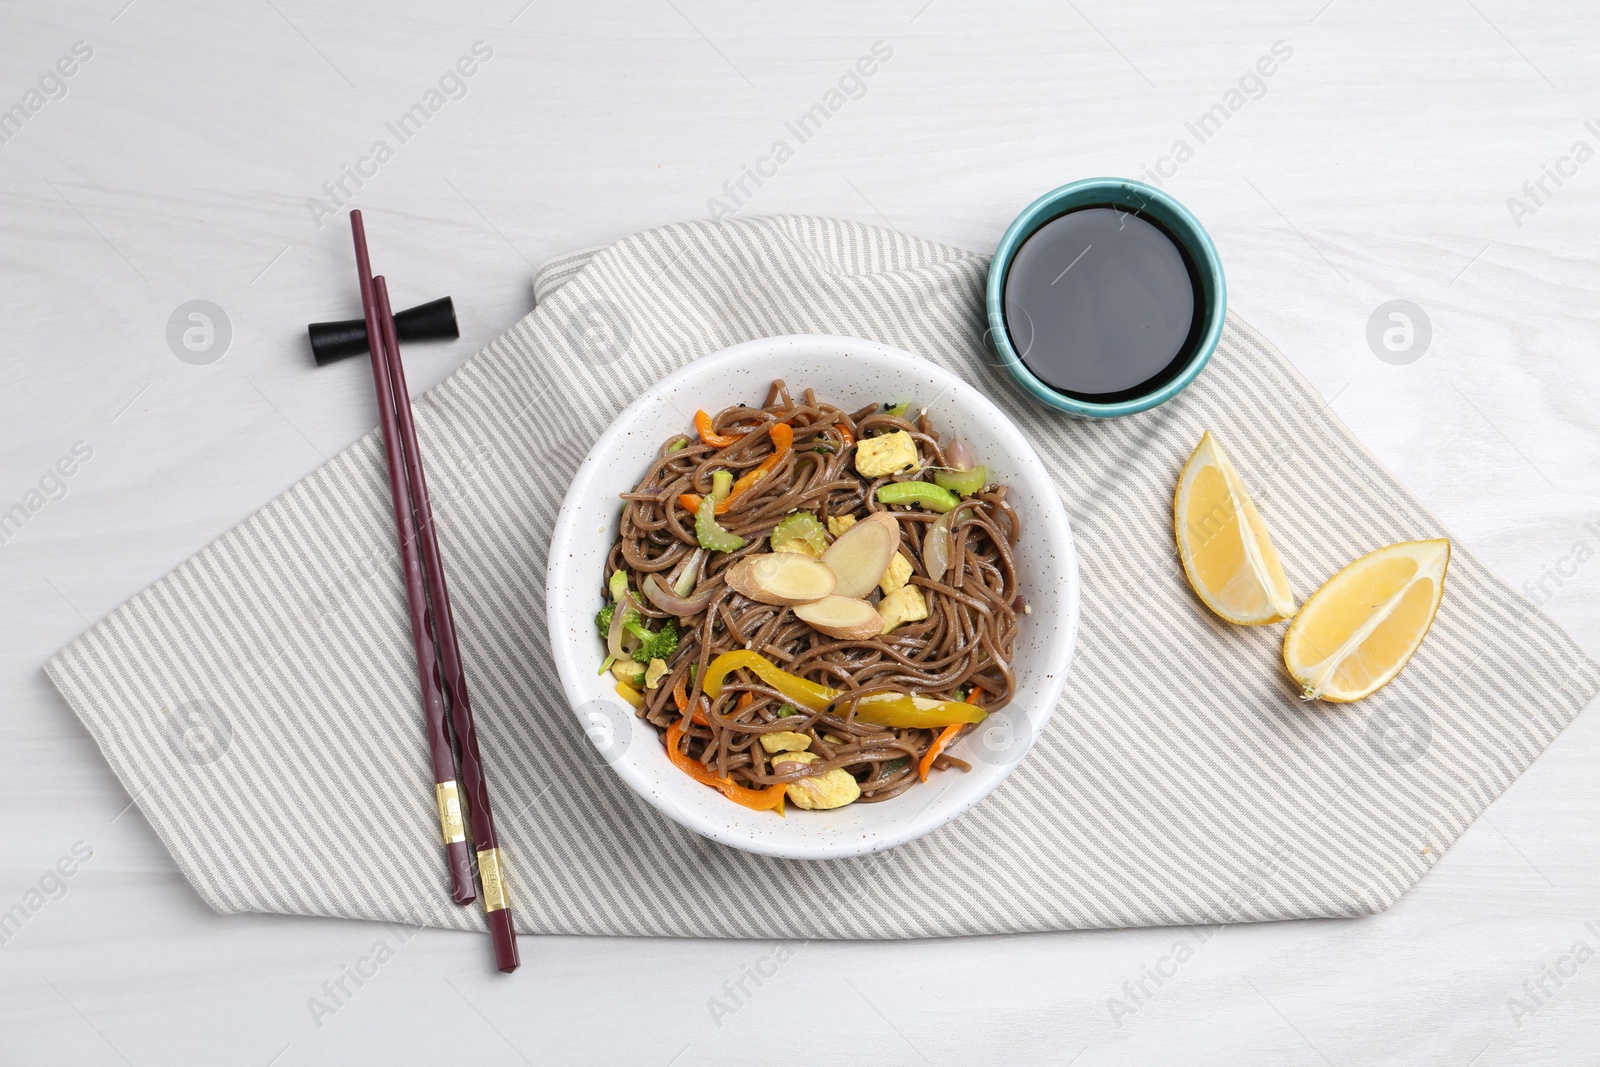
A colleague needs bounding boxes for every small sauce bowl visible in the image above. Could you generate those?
[986,178,1226,418]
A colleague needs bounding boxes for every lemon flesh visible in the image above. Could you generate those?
[1284,538,1450,702]
[1174,432,1296,625]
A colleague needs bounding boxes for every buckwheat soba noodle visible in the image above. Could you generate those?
[596,380,1022,813]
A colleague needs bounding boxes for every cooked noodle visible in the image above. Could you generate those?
[604,381,1022,805]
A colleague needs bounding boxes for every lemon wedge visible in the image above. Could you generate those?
[1174,432,1296,625]
[1284,539,1450,702]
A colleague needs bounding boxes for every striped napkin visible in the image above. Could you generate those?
[46,216,1599,939]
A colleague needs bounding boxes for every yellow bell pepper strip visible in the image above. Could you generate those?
[844,693,986,730]
[615,681,643,708]
[701,650,986,729]
[694,410,741,448]
[918,723,965,781]
[702,649,835,710]
[665,717,786,813]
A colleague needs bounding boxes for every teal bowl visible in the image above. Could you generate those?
[986,178,1225,418]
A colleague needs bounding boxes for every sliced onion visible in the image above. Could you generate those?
[607,590,638,661]
[670,548,706,597]
[643,573,716,617]
[924,512,954,582]
[947,438,974,472]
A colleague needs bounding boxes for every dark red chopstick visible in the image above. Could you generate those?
[350,212,478,908]
[373,275,520,974]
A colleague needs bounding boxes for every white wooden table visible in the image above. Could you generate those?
[3,1,1596,1063]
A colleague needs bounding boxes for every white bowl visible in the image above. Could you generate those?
[547,335,1078,860]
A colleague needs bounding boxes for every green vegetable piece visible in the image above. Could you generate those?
[648,620,678,662]
[595,603,615,635]
[874,755,910,784]
[876,480,960,513]
[624,617,678,664]
[775,704,797,718]
[932,465,986,497]
[667,438,688,453]
[770,512,828,557]
[599,654,617,676]
[711,469,734,501]
[883,401,911,417]
[608,570,628,601]
[695,495,746,552]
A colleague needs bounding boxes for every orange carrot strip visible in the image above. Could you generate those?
[715,423,793,514]
[918,723,964,782]
[694,410,740,448]
[834,421,855,447]
[680,424,793,516]
[665,719,785,813]
[673,674,711,725]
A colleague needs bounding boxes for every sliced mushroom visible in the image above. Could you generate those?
[820,511,899,598]
[725,553,837,606]
[793,595,884,640]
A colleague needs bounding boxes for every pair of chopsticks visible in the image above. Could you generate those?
[349,210,520,973]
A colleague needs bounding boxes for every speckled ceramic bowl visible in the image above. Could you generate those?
[547,335,1078,860]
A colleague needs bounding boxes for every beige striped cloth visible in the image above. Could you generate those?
[46,216,1598,938]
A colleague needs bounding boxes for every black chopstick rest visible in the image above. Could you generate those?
[308,296,459,366]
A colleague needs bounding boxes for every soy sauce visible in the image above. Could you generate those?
[1002,206,1203,403]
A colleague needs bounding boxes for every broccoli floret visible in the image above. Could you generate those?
[601,599,676,664]
[624,617,678,664]
[598,604,647,639]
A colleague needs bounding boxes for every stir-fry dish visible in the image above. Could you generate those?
[597,381,1023,813]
